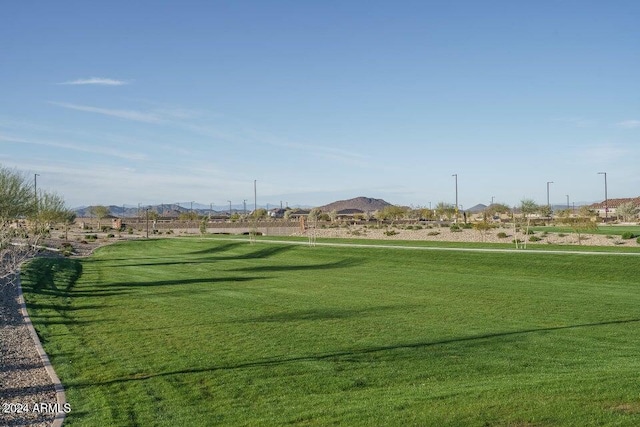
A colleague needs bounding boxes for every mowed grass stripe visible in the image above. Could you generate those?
[21,238,640,426]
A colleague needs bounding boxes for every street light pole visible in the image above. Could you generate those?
[452,173,458,222]
[546,181,554,208]
[228,200,232,217]
[598,172,608,221]
[243,200,247,215]
[566,195,570,210]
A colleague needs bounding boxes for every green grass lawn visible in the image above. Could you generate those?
[21,237,640,426]
[531,224,640,237]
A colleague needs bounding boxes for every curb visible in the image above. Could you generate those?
[15,272,68,427]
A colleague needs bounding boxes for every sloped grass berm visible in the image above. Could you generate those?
[21,237,640,426]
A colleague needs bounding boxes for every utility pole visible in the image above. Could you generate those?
[243,200,247,215]
[598,172,608,221]
[546,181,554,208]
[452,173,458,223]
[228,200,232,217]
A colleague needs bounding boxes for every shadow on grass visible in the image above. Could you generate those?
[20,258,83,296]
[187,241,245,255]
[90,276,267,291]
[67,317,640,389]
[243,304,419,323]
[107,244,296,268]
[229,258,364,273]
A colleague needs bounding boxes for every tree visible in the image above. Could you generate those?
[1,165,70,282]
[485,203,511,217]
[435,202,456,221]
[473,213,493,242]
[89,205,110,230]
[251,208,268,220]
[35,192,71,232]
[517,199,539,249]
[616,201,639,222]
[558,215,597,245]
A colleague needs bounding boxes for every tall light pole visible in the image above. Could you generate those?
[491,196,495,206]
[228,200,232,217]
[34,174,40,230]
[243,200,247,215]
[598,172,608,220]
[254,180,257,212]
[452,173,458,222]
[566,195,570,210]
[34,173,39,203]
[546,181,554,208]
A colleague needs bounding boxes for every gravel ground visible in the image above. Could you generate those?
[0,276,57,427]
[300,224,640,247]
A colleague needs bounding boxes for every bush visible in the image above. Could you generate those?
[621,232,636,240]
[450,224,461,232]
[497,232,508,238]
[525,229,535,235]
[384,230,399,236]
[101,226,111,232]
[427,231,440,236]
[637,236,640,244]
[59,242,74,257]
[107,233,115,238]
[558,233,566,237]
[85,234,98,241]
[529,236,542,242]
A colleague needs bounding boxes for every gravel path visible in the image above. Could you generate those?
[0,276,57,427]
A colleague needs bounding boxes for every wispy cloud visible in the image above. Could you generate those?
[59,77,128,86]
[579,143,629,165]
[0,134,147,161]
[49,101,161,123]
[616,120,640,129]
[552,117,595,128]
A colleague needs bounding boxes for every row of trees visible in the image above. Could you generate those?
[1,165,74,282]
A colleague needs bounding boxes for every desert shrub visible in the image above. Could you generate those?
[637,236,640,244]
[350,230,362,236]
[405,225,414,230]
[85,234,98,241]
[528,236,542,242]
[107,233,115,238]
[127,227,133,234]
[525,229,535,235]
[450,224,461,232]
[101,226,111,232]
[462,223,473,229]
[621,232,636,240]
[558,233,566,237]
[427,231,440,236]
[512,239,522,244]
[606,235,614,239]
[59,242,74,257]
[414,225,423,230]
[384,230,399,236]
[497,232,508,238]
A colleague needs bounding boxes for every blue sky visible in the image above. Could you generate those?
[1,1,638,209]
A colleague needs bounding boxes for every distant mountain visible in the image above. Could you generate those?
[318,196,392,213]
[466,204,487,213]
